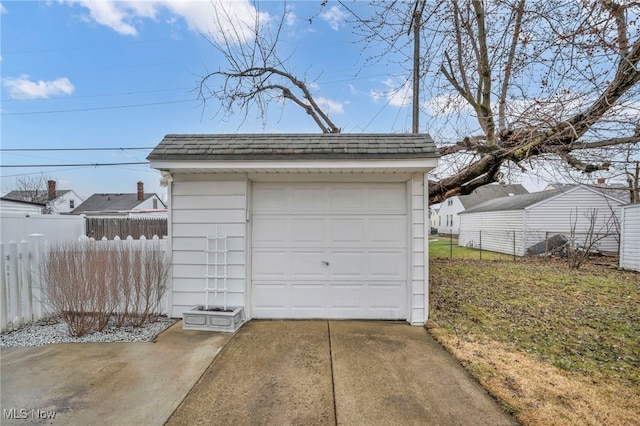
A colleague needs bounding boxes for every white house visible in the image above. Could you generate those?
[435,184,528,235]
[2,180,83,214]
[148,134,439,326]
[619,203,640,271]
[71,181,166,218]
[458,185,625,257]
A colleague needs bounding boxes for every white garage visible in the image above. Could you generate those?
[148,134,439,325]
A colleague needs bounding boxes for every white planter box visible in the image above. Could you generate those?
[182,306,245,333]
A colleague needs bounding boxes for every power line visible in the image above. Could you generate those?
[0,162,149,168]
[0,99,194,116]
[0,147,154,152]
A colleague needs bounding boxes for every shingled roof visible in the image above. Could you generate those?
[147,134,439,161]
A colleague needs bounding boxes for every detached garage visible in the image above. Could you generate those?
[148,134,439,325]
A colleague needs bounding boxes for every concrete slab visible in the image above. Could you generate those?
[329,321,516,426]
[0,321,232,426]
[166,320,335,426]
[168,320,516,426]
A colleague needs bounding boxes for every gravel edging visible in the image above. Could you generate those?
[0,316,177,348]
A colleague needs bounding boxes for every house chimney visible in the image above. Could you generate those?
[597,177,605,185]
[47,180,56,200]
[137,181,144,201]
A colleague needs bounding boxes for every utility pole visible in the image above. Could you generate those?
[410,1,424,134]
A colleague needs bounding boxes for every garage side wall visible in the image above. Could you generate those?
[620,203,640,271]
[169,174,247,318]
[410,173,428,325]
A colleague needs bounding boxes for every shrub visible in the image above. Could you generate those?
[40,238,169,337]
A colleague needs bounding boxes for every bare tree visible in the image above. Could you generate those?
[11,173,53,203]
[567,207,620,270]
[199,2,340,133]
[199,1,639,203]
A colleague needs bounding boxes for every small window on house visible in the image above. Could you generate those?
[69,200,75,209]
[153,199,158,209]
[439,217,441,226]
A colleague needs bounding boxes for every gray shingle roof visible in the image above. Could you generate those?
[461,188,567,214]
[3,190,71,204]
[147,134,440,161]
[457,184,529,209]
[71,193,163,214]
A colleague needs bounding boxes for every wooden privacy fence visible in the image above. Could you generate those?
[86,217,167,240]
[1,234,168,333]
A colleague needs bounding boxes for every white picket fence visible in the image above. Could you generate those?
[0,234,167,333]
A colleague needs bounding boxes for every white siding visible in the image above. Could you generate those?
[436,196,464,234]
[525,187,622,254]
[410,173,428,325]
[169,174,247,317]
[620,204,640,271]
[459,211,525,256]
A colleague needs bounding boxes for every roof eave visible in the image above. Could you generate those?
[149,158,439,173]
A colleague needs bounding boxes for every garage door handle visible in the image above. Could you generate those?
[322,261,330,266]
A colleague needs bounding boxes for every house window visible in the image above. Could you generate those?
[69,200,75,209]
[153,199,158,209]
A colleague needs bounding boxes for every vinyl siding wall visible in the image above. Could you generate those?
[524,187,622,254]
[169,174,247,318]
[620,204,640,271]
[458,211,525,256]
[410,173,428,325]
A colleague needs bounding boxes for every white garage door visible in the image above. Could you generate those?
[251,182,407,319]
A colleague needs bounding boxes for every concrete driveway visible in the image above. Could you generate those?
[167,320,516,426]
[1,320,516,425]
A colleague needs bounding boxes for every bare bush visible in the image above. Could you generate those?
[40,238,169,337]
[568,207,620,270]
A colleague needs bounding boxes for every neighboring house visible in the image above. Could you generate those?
[148,133,440,325]
[70,182,166,217]
[429,203,441,233]
[619,203,640,271]
[458,185,625,257]
[435,184,528,235]
[2,180,82,214]
[0,197,45,215]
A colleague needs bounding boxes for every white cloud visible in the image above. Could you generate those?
[371,78,412,107]
[61,0,268,42]
[3,75,75,99]
[1,3,7,14]
[320,5,348,31]
[315,97,344,114]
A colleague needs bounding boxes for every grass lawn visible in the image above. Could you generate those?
[429,236,514,260]
[428,254,640,425]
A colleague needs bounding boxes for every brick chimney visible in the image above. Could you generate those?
[597,177,606,185]
[47,180,56,200]
[137,181,144,201]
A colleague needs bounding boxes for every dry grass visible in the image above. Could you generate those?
[428,258,640,426]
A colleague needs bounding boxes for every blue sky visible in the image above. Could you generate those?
[2,0,428,199]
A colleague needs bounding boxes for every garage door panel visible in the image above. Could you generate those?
[291,251,326,277]
[368,218,406,245]
[252,250,288,278]
[253,187,287,212]
[329,218,365,244]
[291,218,325,244]
[369,251,407,278]
[368,186,406,213]
[330,187,365,211]
[329,284,365,309]
[291,284,325,308]
[368,283,405,309]
[253,283,288,309]
[292,187,325,212]
[252,218,287,245]
[329,251,366,278]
